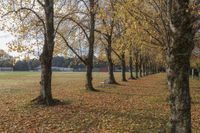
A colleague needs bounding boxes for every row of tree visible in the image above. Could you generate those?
[1,0,200,132]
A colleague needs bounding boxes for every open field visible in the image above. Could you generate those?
[0,72,200,132]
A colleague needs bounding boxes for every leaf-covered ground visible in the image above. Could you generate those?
[0,72,200,132]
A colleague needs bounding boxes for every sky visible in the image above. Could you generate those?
[0,31,13,50]
[0,30,18,56]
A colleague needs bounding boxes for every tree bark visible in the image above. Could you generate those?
[191,68,194,79]
[34,0,55,105]
[149,63,152,74]
[167,0,194,132]
[199,71,200,80]
[135,53,139,79]
[167,54,192,133]
[129,49,135,79]
[85,0,96,91]
[105,36,117,84]
[121,52,127,81]
[86,64,95,91]
[142,62,146,76]
[139,54,143,77]
[146,64,148,75]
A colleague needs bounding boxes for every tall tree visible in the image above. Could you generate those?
[96,0,118,84]
[166,0,195,132]
[139,0,199,131]
[39,0,55,105]
[111,26,128,81]
[57,0,98,91]
[85,0,96,90]
[0,0,66,105]
[128,45,136,79]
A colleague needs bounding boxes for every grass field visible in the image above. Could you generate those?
[0,72,200,132]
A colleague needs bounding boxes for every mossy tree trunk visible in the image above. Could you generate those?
[167,0,195,132]
[36,0,55,105]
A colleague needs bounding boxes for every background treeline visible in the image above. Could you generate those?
[0,56,109,71]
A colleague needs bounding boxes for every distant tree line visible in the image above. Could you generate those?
[0,58,40,71]
[0,59,13,67]
[0,56,108,71]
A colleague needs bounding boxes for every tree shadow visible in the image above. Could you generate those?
[28,98,73,107]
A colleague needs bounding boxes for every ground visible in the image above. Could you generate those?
[0,72,200,133]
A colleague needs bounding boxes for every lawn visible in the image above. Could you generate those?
[0,72,200,132]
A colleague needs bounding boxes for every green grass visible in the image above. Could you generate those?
[0,72,199,132]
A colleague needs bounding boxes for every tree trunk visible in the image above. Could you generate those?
[129,49,135,79]
[85,64,95,91]
[152,64,156,74]
[85,0,96,91]
[167,54,192,133]
[149,63,152,74]
[121,52,127,81]
[191,68,194,79]
[139,55,143,77]
[148,63,151,74]
[146,64,148,75]
[167,0,194,132]
[106,36,117,84]
[142,62,146,76]
[199,71,200,80]
[39,50,53,105]
[156,65,159,73]
[34,0,55,105]
[135,54,139,79]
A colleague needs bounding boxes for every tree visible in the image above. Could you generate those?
[0,60,13,67]
[96,0,118,84]
[115,0,151,79]
[120,1,199,131]
[14,60,29,71]
[110,26,127,81]
[35,0,56,105]
[52,56,65,67]
[57,0,98,91]
[0,50,13,67]
[85,0,97,90]
[133,46,140,79]
[1,0,59,105]
[28,59,40,70]
[128,46,136,79]
[140,0,199,131]
[166,1,196,132]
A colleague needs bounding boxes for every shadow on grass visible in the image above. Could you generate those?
[27,99,73,108]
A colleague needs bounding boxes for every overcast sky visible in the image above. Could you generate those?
[0,31,13,50]
[0,30,18,56]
